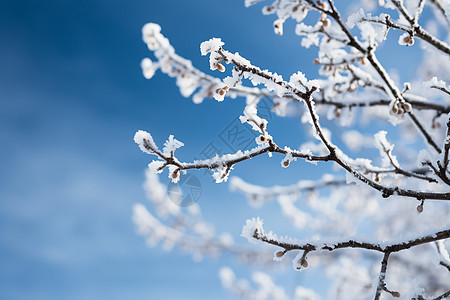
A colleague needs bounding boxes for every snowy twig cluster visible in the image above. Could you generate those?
[134,0,450,299]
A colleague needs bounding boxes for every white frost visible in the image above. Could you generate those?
[241,217,264,243]
[200,38,224,56]
[134,130,158,155]
[163,135,184,156]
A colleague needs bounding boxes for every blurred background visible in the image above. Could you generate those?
[0,0,430,299]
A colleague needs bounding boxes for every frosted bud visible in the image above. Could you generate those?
[215,88,226,96]
[403,35,414,45]
[348,81,358,92]
[402,102,412,112]
[170,168,181,183]
[322,19,330,27]
[335,108,341,118]
[216,63,225,72]
[391,102,399,114]
[300,259,309,268]
[320,13,326,22]
[391,106,398,114]
[262,5,274,14]
[141,58,156,79]
[256,135,268,145]
[276,251,284,257]
[281,154,292,168]
[361,57,366,65]
[274,19,284,36]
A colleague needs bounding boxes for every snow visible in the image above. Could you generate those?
[423,76,447,89]
[200,38,224,56]
[134,130,158,155]
[135,9,450,299]
[148,160,165,174]
[398,32,414,46]
[240,103,268,134]
[142,23,162,51]
[374,131,399,167]
[347,8,365,29]
[163,135,184,156]
[241,217,264,243]
[273,19,285,36]
[140,58,156,79]
[212,165,231,183]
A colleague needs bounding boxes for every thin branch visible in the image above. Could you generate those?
[431,85,450,96]
[429,0,450,25]
[254,227,450,253]
[431,289,450,300]
[379,138,438,183]
[313,0,442,152]
[374,252,391,300]
[144,42,450,200]
[314,96,450,114]
[391,0,450,54]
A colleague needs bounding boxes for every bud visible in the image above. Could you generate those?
[375,174,381,183]
[322,19,330,27]
[348,81,358,92]
[361,57,366,65]
[392,291,401,298]
[403,35,414,45]
[283,160,290,167]
[292,5,298,12]
[313,58,320,65]
[432,122,440,129]
[391,104,398,114]
[260,135,267,142]
[171,169,180,182]
[215,88,226,96]
[335,108,341,118]
[265,6,273,12]
[300,259,309,268]
[216,63,225,72]
[402,102,412,112]
[275,251,285,258]
[417,203,423,213]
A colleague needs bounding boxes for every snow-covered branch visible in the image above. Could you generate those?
[242,217,450,299]
[133,0,450,298]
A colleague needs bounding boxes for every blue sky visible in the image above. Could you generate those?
[0,0,432,299]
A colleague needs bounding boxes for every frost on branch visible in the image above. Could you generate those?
[141,23,282,104]
[134,130,159,155]
[241,217,264,244]
[134,1,450,299]
[374,131,399,168]
[163,135,184,156]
